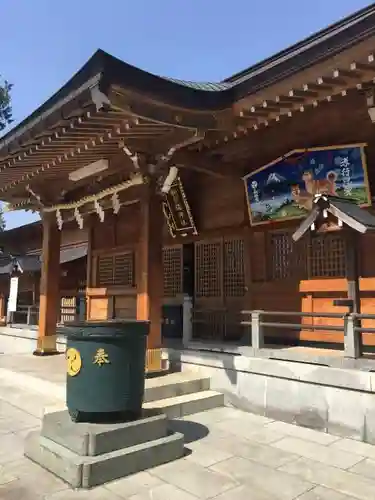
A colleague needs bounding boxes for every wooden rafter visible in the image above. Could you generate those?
[208,50,375,152]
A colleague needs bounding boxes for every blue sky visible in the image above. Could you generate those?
[1,0,371,229]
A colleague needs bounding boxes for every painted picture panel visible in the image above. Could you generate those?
[244,143,371,226]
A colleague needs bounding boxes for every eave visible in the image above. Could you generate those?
[3,4,375,202]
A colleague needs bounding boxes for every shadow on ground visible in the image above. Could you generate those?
[168,419,209,444]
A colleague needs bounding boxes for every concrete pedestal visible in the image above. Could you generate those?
[24,409,184,489]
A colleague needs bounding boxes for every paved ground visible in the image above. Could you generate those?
[3,359,375,498]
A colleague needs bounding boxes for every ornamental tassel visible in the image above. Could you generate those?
[112,193,120,214]
[56,209,63,231]
[74,207,84,229]
[94,199,105,222]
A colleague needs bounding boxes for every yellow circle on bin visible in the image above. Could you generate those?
[66,348,82,377]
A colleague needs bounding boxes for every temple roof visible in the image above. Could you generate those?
[2,3,375,208]
[3,3,375,152]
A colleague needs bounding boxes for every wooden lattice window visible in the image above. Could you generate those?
[223,239,245,297]
[309,234,346,277]
[113,253,134,286]
[97,256,113,285]
[163,246,182,297]
[268,231,306,280]
[97,252,135,287]
[195,241,222,298]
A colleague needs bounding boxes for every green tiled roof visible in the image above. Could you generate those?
[165,77,232,92]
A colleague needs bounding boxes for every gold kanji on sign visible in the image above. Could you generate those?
[93,348,110,366]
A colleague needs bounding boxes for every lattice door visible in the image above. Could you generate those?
[223,238,246,341]
[223,238,245,299]
[163,245,183,297]
[195,240,223,301]
[194,240,223,340]
[268,231,307,281]
[309,234,346,278]
[194,237,246,341]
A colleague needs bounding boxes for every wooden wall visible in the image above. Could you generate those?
[85,92,375,345]
[87,203,140,321]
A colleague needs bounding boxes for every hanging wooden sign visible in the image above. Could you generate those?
[163,177,197,238]
[244,143,371,226]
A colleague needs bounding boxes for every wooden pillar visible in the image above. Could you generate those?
[34,213,61,356]
[137,178,164,372]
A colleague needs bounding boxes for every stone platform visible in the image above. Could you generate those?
[24,409,184,488]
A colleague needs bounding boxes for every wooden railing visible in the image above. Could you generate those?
[191,307,375,359]
[8,301,83,326]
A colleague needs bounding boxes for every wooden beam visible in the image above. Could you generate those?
[136,178,164,372]
[172,150,241,179]
[34,213,61,356]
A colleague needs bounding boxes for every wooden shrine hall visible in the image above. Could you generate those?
[3,4,375,366]
[0,221,88,325]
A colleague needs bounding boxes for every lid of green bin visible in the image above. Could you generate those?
[61,320,150,338]
[67,320,150,328]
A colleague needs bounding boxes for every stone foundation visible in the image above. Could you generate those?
[164,346,375,443]
[25,409,184,488]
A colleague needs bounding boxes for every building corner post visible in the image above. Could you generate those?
[34,212,61,356]
[136,177,164,372]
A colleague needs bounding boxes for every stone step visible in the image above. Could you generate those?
[144,372,210,403]
[143,390,224,419]
[41,409,168,456]
[42,372,211,417]
[25,429,184,489]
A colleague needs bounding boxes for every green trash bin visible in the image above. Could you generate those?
[64,320,149,423]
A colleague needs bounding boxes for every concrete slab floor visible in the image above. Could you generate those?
[1,373,375,499]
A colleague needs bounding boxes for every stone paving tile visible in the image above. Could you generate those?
[0,480,45,500]
[265,420,341,446]
[216,409,274,427]
[349,457,375,481]
[214,420,285,445]
[0,465,17,486]
[0,386,59,418]
[297,486,358,499]
[207,484,274,500]
[0,458,68,497]
[46,486,123,499]
[210,456,313,500]
[330,438,375,460]
[0,415,40,434]
[0,432,29,465]
[149,457,238,499]
[200,431,299,468]
[128,482,199,500]
[104,470,164,498]
[181,407,251,426]
[280,457,375,500]
[185,441,233,467]
[272,437,364,470]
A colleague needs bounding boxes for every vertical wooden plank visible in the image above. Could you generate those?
[243,228,252,306]
[86,217,94,289]
[34,213,61,355]
[136,178,163,372]
[251,231,267,282]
